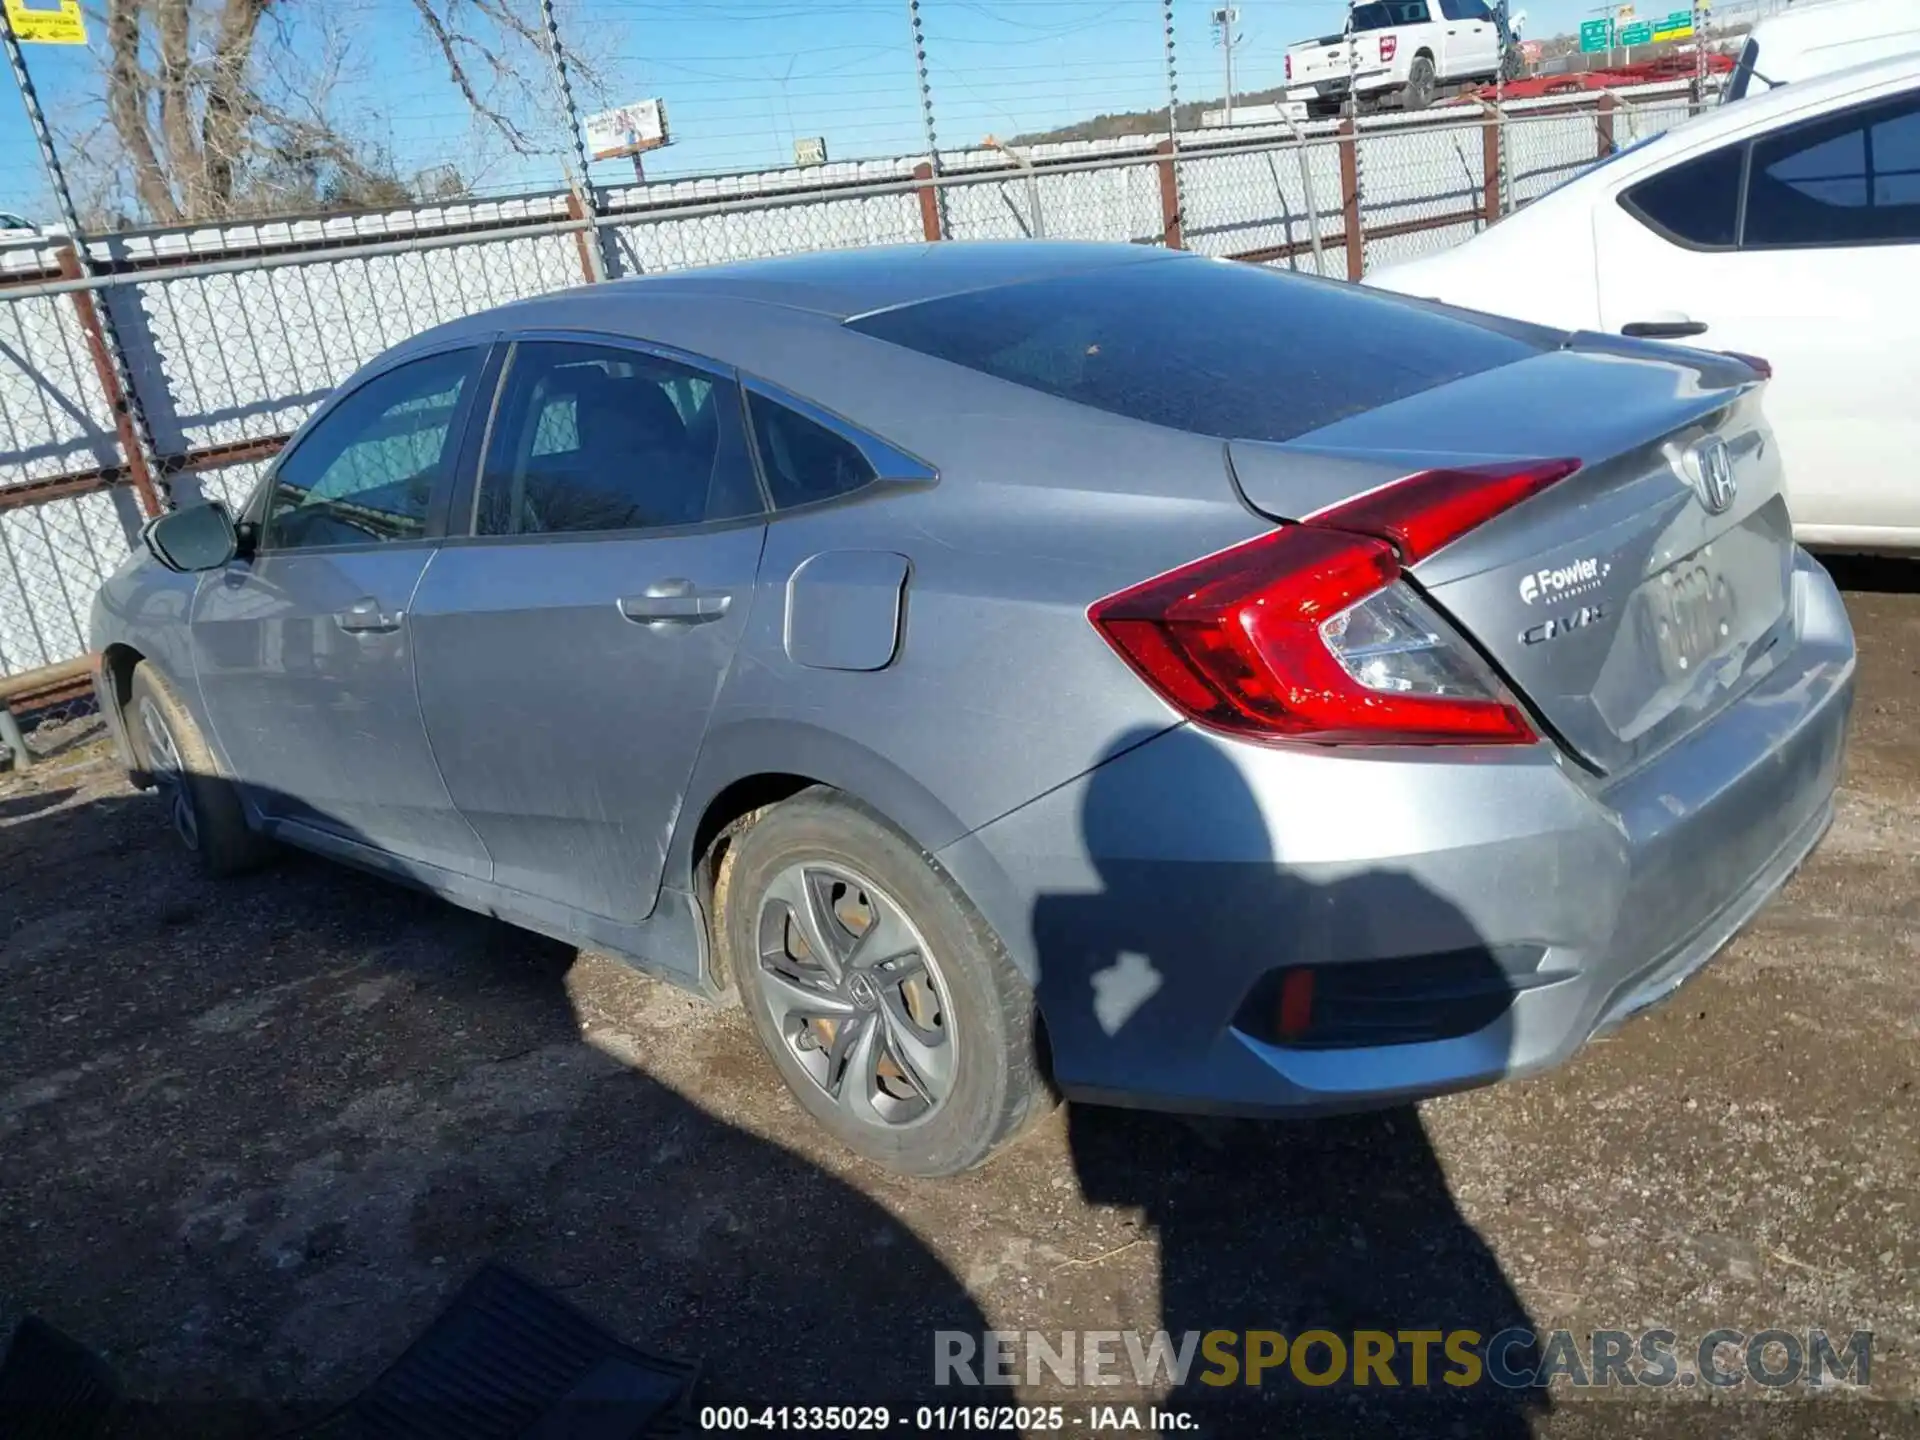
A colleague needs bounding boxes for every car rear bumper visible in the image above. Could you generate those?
[1285,69,1396,103]
[941,550,1853,1116]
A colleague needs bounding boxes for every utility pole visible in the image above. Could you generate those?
[1212,7,1241,127]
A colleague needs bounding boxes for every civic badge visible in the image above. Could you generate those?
[1683,437,1738,515]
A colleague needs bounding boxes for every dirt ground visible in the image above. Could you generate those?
[2,560,1916,1439]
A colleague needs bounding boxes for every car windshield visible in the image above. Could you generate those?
[847,258,1544,443]
[1350,0,1431,29]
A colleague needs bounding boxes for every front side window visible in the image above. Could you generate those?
[1620,145,1745,249]
[474,340,759,536]
[260,348,479,551]
[1743,93,1920,247]
[746,392,879,510]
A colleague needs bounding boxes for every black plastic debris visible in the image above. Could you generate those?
[308,1262,697,1440]
[0,1314,123,1440]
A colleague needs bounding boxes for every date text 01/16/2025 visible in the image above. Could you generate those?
[697,1405,1197,1431]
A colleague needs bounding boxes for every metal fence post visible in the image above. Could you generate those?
[1162,0,1185,249]
[1597,91,1617,158]
[1482,114,1503,227]
[538,0,606,281]
[1338,118,1364,280]
[55,246,162,518]
[1156,140,1184,249]
[4,14,165,515]
[912,162,943,241]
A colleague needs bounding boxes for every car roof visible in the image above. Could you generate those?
[515,240,1180,324]
[1750,0,1920,50]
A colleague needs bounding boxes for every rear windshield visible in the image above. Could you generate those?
[845,258,1544,444]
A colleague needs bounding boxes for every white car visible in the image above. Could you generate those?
[1725,0,1920,103]
[1285,0,1512,115]
[1367,54,1920,552]
[0,212,40,246]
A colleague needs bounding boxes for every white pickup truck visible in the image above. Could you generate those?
[1285,0,1518,115]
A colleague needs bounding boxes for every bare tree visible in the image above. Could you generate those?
[94,0,595,224]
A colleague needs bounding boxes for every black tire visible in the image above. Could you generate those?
[721,789,1045,1177]
[128,662,274,878]
[1404,54,1437,110]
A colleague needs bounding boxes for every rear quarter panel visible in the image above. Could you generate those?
[604,295,1283,873]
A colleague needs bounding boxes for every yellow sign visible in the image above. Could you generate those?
[3,0,88,45]
[1615,4,1635,17]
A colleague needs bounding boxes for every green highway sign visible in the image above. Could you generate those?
[1579,17,1613,50]
[1618,20,1655,43]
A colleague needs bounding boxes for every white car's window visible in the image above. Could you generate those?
[1350,1,1430,30]
[261,349,479,551]
[1620,145,1745,249]
[1743,91,1920,247]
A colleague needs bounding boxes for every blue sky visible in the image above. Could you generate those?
[3,0,1600,220]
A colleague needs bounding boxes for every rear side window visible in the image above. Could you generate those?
[747,392,878,509]
[474,341,759,536]
[1350,0,1430,28]
[845,259,1543,444]
[1620,145,1745,248]
[1743,93,1920,247]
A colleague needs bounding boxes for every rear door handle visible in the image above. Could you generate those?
[1622,318,1709,339]
[334,597,402,634]
[617,586,732,625]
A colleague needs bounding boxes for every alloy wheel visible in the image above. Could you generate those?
[138,697,199,852]
[756,861,956,1127]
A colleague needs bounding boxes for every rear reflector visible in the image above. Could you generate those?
[1090,458,1580,745]
[1285,53,1293,80]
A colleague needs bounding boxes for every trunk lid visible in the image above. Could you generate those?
[1229,341,1793,776]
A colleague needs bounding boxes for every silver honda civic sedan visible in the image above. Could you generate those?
[90,242,1854,1176]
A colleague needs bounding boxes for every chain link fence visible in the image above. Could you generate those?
[0,80,1703,716]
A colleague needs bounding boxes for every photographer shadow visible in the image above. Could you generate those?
[1033,725,1548,1435]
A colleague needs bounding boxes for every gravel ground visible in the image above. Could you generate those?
[1,562,1915,1439]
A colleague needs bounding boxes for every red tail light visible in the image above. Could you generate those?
[1089,459,1581,746]
[1723,351,1772,380]
[1285,53,1293,81]
[1380,35,1398,61]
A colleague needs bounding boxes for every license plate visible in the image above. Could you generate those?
[1649,550,1738,680]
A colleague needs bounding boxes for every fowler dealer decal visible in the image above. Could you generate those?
[1519,557,1610,605]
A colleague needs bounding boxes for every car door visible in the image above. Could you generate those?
[1438,0,1497,78]
[1592,86,1920,541]
[408,336,768,924]
[189,343,497,876]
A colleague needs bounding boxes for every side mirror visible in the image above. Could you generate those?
[143,501,238,573]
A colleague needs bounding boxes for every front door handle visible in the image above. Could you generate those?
[334,597,402,634]
[617,584,732,626]
[1622,318,1709,339]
